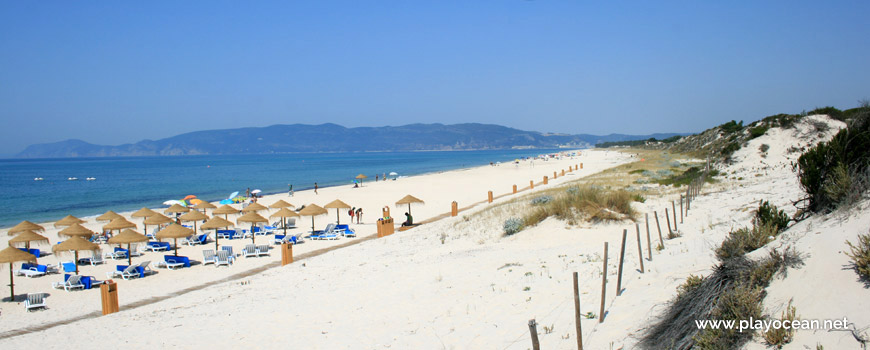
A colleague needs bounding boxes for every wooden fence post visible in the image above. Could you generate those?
[599,242,608,323]
[530,180,534,189]
[654,211,664,248]
[645,213,652,259]
[451,201,458,217]
[543,176,548,185]
[488,191,493,203]
[635,224,645,272]
[513,184,517,194]
[616,229,627,296]
[672,201,678,232]
[680,195,684,223]
[665,208,673,237]
[529,319,541,350]
[573,272,584,350]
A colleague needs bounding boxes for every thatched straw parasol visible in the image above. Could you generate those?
[164,204,190,218]
[96,210,122,222]
[324,199,352,225]
[241,202,268,213]
[355,173,368,187]
[269,200,294,209]
[193,201,217,215]
[270,207,300,235]
[298,204,328,233]
[236,212,268,244]
[0,247,37,301]
[9,230,50,251]
[131,207,157,236]
[102,218,137,238]
[200,216,233,251]
[396,195,425,216]
[213,204,240,220]
[7,221,45,235]
[179,210,208,231]
[57,223,95,239]
[155,224,193,256]
[54,215,85,228]
[52,236,100,274]
[107,229,148,265]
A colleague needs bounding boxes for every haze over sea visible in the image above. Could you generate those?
[0,149,564,228]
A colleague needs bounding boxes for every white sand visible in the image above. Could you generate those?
[1,149,631,343]
[3,115,868,349]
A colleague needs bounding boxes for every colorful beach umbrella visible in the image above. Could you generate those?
[52,236,100,274]
[228,191,239,200]
[0,247,36,301]
[183,195,197,201]
[324,199,352,225]
[236,212,268,244]
[107,229,148,266]
[155,224,194,256]
[54,215,85,228]
[298,204,328,233]
[200,216,234,251]
[396,195,425,216]
[7,221,45,235]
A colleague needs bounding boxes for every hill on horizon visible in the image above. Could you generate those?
[15,122,687,158]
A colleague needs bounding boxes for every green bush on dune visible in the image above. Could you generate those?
[796,104,870,214]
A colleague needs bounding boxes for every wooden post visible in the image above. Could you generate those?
[530,180,534,189]
[488,191,493,203]
[616,229,627,296]
[513,184,517,194]
[281,243,293,266]
[635,224,645,272]
[599,242,608,323]
[451,201,458,217]
[580,163,583,169]
[100,281,119,315]
[665,208,673,236]
[573,272,584,350]
[529,319,541,350]
[680,195,684,223]
[654,211,664,248]
[672,201,678,231]
[562,169,565,176]
[645,213,652,259]
[543,176,548,185]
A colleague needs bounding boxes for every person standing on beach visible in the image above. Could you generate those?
[314,182,318,194]
[246,188,251,198]
[288,184,294,197]
[349,207,355,222]
[356,207,363,224]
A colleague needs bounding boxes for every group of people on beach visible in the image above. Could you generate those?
[348,207,363,224]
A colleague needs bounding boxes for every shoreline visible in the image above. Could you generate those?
[1,148,572,229]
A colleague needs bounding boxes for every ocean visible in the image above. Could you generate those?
[0,149,568,228]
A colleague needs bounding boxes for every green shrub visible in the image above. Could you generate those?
[808,106,844,121]
[523,186,636,227]
[503,218,524,236]
[716,223,777,261]
[845,232,870,280]
[693,284,764,350]
[676,274,704,298]
[531,195,553,205]
[749,125,770,139]
[721,141,741,156]
[719,120,744,134]
[656,166,713,187]
[796,109,870,213]
[755,201,789,232]
[762,300,797,348]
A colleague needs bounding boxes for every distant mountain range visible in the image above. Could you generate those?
[15,123,687,158]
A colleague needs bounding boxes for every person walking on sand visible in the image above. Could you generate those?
[314,182,318,194]
[356,207,363,224]
[349,207,355,222]
[288,184,294,197]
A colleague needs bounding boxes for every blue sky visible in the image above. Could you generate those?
[1,1,868,155]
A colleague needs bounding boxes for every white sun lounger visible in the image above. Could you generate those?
[25,293,47,312]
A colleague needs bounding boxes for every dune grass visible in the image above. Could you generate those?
[522,185,638,228]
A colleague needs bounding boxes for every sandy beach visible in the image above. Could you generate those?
[2,115,869,349]
[0,149,628,340]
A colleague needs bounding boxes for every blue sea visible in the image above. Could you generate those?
[0,149,567,228]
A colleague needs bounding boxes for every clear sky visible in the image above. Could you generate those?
[1,1,868,155]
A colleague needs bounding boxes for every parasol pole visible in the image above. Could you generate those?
[9,263,14,301]
[127,243,132,266]
[74,251,80,274]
